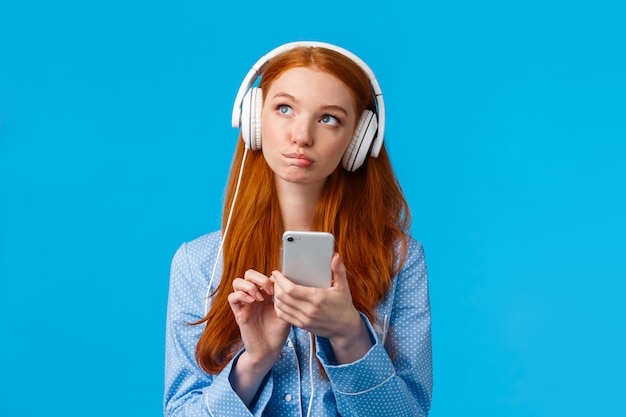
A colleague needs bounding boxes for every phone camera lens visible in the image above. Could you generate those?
[287,236,294,242]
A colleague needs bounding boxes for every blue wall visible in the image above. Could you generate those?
[1,1,624,416]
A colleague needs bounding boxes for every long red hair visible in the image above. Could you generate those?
[195,46,411,374]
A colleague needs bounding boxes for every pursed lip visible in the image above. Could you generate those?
[284,153,314,162]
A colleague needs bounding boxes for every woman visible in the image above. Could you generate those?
[164,41,432,417]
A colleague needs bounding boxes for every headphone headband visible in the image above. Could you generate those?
[231,41,385,158]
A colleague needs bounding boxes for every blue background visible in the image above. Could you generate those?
[1,1,624,416]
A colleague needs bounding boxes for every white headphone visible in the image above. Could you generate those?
[231,41,386,172]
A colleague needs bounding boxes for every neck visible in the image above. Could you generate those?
[275,178,324,231]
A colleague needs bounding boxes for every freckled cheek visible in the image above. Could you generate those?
[332,138,352,159]
[261,116,289,145]
[260,109,274,136]
[261,124,280,149]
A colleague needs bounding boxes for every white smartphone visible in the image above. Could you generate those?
[281,231,335,288]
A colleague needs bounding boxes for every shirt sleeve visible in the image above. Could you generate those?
[315,238,433,416]
[163,242,274,417]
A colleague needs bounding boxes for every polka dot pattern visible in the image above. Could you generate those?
[164,231,432,416]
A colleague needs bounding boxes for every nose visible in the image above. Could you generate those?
[291,117,313,147]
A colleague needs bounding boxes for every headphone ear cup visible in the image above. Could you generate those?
[240,88,263,150]
[342,110,378,171]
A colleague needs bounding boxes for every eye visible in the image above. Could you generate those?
[277,104,293,115]
[320,114,340,126]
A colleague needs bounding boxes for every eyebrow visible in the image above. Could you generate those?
[271,92,349,117]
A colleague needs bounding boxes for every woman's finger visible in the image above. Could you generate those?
[243,269,275,296]
[271,270,315,302]
[228,289,256,305]
[233,277,265,301]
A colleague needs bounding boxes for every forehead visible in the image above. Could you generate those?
[266,67,355,108]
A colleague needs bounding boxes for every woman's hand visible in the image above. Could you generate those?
[271,253,373,364]
[228,269,291,364]
[228,269,291,406]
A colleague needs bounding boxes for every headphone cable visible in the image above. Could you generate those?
[306,331,315,417]
[205,147,249,314]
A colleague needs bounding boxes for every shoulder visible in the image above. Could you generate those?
[176,230,222,259]
[170,230,222,284]
[396,233,426,272]
[394,234,428,289]
[390,233,430,306]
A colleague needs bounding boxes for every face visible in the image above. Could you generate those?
[261,66,357,188]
